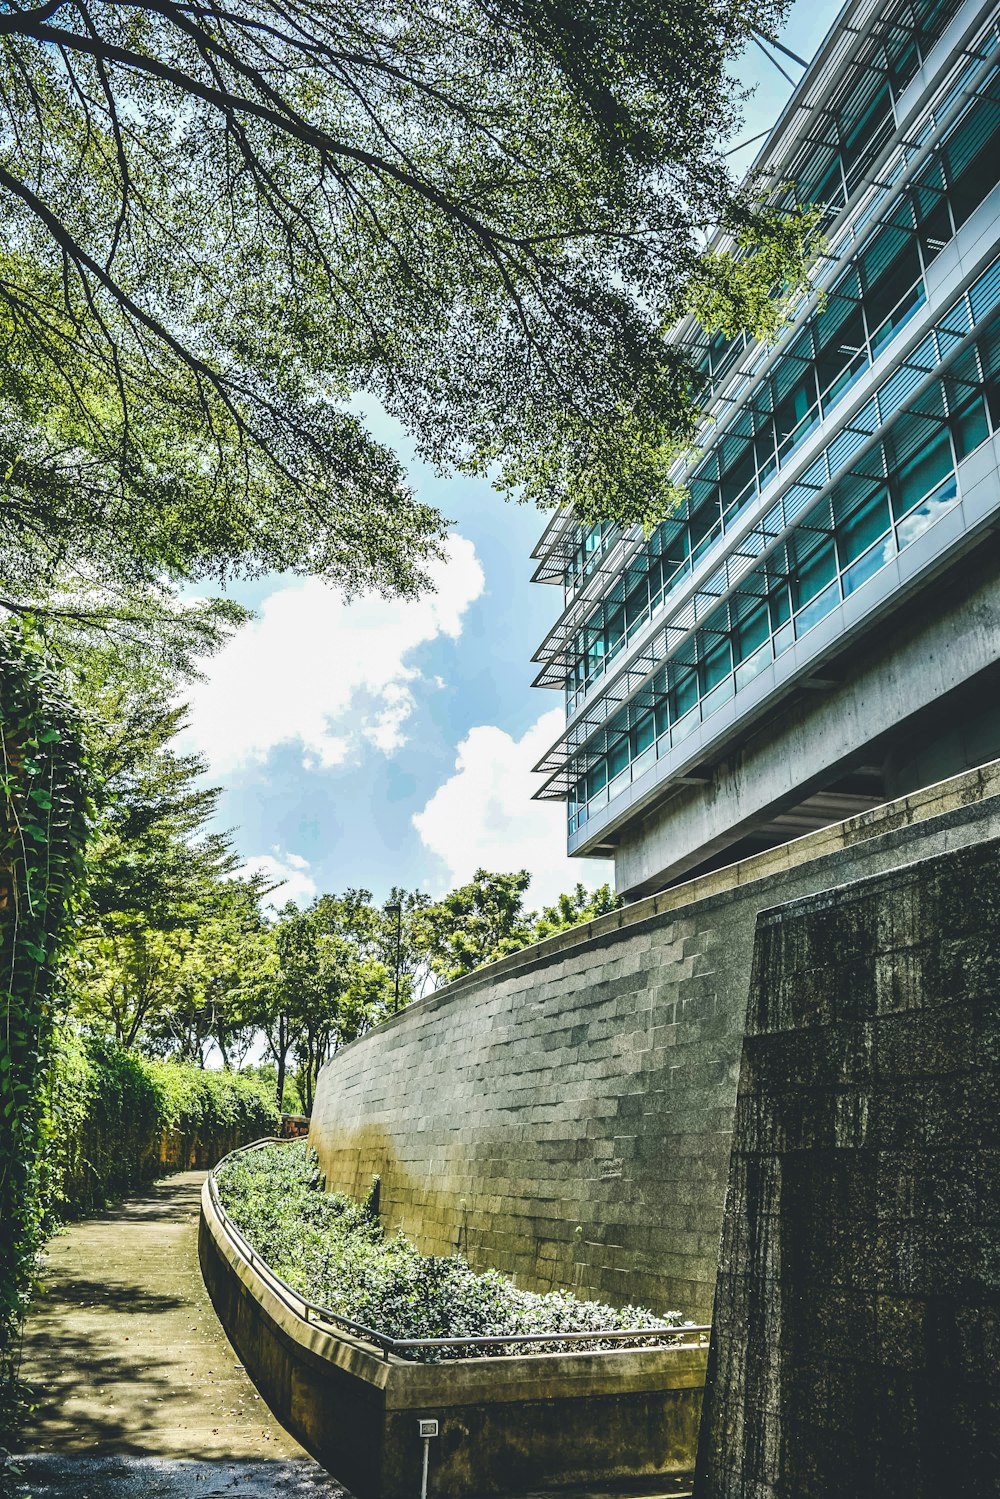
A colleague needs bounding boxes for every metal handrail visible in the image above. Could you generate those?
[206,1141,711,1363]
[366,1326,711,1351]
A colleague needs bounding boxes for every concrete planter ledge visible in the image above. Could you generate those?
[199,1172,707,1498]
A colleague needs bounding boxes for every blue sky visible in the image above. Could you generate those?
[181,0,838,912]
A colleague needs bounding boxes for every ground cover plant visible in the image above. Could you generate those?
[215,1142,684,1359]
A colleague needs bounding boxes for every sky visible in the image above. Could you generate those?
[179,0,839,914]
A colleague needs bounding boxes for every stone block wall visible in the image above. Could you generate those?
[310,763,1000,1324]
[695,837,1000,1498]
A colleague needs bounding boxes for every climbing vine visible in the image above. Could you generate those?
[0,624,89,1457]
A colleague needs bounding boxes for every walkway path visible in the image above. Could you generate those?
[15,1171,352,1498]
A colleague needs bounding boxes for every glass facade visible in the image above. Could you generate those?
[531,0,1000,842]
[567,278,1000,834]
[563,57,1000,716]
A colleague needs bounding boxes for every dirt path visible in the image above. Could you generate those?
[14,1171,352,1498]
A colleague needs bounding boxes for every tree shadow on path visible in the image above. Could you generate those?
[16,1171,354,1496]
[27,1272,188,1316]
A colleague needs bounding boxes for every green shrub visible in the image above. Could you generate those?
[216,1143,684,1360]
[42,1032,280,1220]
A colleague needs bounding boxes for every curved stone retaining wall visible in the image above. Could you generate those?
[310,762,1000,1323]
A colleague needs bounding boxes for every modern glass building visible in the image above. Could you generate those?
[531,0,1000,898]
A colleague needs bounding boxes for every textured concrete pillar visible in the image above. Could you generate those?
[696,840,1000,1498]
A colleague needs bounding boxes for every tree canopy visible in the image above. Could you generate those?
[62,666,626,1103]
[0,0,809,618]
[68,652,270,1048]
[411,868,536,983]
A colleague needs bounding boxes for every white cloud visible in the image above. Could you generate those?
[413,710,614,907]
[241,849,318,910]
[183,535,484,773]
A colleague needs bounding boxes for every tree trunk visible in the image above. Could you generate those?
[275,1013,288,1112]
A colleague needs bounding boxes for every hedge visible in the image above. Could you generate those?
[0,625,91,1467]
[42,1030,280,1219]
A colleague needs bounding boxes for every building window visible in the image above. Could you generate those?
[891,429,953,520]
[836,487,892,571]
[951,392,990,460]
[632,711,656,758]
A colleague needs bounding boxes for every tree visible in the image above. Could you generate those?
[68,662,270,1047]
[412,872,624,985]
[254,927,294,1113]
[211,926,279,1072]
[531,882,622,940]
[379,887,436,1004]
[413,869,535,983]
[333,956,394,1050]
[0,0,815,629]
[262,900,354,1112]
[275,891,408,1106]
[269,905,331,1115]
[313,885,434,1012]
[141,891,274,1066]
[255,888,438,1112]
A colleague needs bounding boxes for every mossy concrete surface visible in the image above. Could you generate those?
[308,760,1000,1324]
[696,838,1000,1497]
[15,1171,352,1497]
